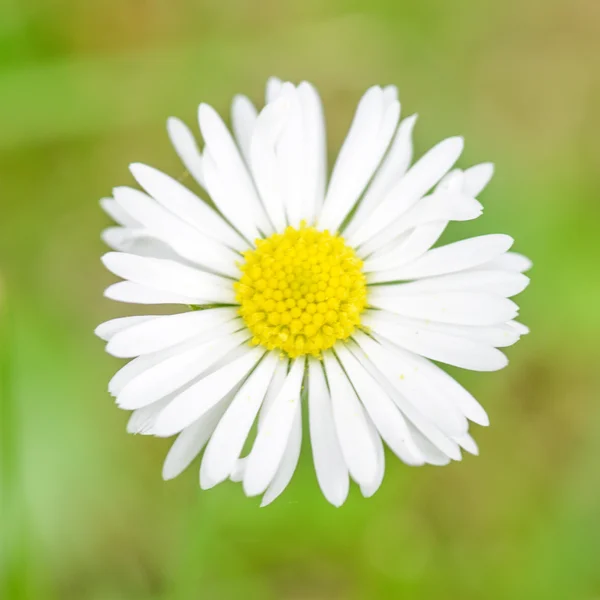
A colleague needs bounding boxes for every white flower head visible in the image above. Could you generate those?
[97,77,531,507]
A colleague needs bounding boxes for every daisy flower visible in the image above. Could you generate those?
[96,77,531,507]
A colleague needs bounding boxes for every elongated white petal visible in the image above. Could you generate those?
[307,358,349,507]
[277,83,308,227]
[127,396,172,435]
[108,337,202,397]
[298,82,327,223]
[354,333,468,436]
[116,327,247,410]
[407,423,452,466]
[350,336,462,459]
[265,76,283,103]
[389,349,490,426]
[198,103,272,239]
[129,162,246,251]
[369,290,518,326]
[199,352,280,488]
[463,163,494,196]
[95,315,158,342]
[106,308,238,358]
[104,281,199,305]
[249,97,289,232]
[112,186,240,277]
[102,252,235,304]
[348,136,464,248]
[335,345,424,465]
[345,114,417,238]
[368,234,514,282]
[258,357,289,428]
[153,347,263,437]
[508,320,530,335]
[323,353,379,487]
[363,221,447,271]
[360,419,385,498]
[231,94,258,165]
[167,117,205,188]
[243,358,304,496]
[365,310,521,348]
[320,88,400,232]
[477,251,533,273]
[360,192,482,257]
[162,399,230,480]
[260,402,302,506]
[373,322,508,371]
[369,270,529,298]
[100,198,140,228]
[454,433,479,456]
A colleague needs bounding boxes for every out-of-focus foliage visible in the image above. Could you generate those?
[1,1,599,598]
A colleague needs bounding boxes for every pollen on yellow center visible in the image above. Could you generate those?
[235,225,367,358]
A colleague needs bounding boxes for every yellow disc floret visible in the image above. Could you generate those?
[235,225,367,358]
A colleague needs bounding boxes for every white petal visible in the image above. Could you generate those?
[335,345,424,465]
[231,94,258,165]
[477,251,533,273]
[349,341,461,460]
[372,322,508,372]
[100,198,139,228]
[100,226,141,252]
[365,310,521,348]
[348,136,464,248]
[345,114,417,238]
[407,424,452,466]
[353,333,468,436]
[359,192,482,257]
[369,291,518,326]
[463,163,494,196]
[508,320,530,335]
[127,396,172,435]
[199,352,280,488]
[249,97,290,232]
[307,358,349,507]
[162,399,229,480]
[265,76,283,103]
[260,401,302,506]
[101,229,181,260]
[359,419,385,498]
[363,221,447,272]
[323,352,379,487]
[243,358,305,496]
[129,162,246,251]
[276,83,308,228]
[367,234,514,282]
[166,117,205,188]
[258,357,289,428]
[112,186,241,277]
[454,433,479,456]
[153,347,264,437]
[108,338,201,397]
[319,87,401,232]
[104,281,199,305]
[95,315,158,342]
[116,326,247,410]
[106,307,238,357]
[198,103,272,239]
[369,270,529,298]
[297,81,327,224]
[102,252,235,304]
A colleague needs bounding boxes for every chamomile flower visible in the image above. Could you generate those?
[97,77,531,506]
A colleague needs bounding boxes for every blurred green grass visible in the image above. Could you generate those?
[1,1,600,598]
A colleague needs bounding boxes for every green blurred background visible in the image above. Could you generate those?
[1,0,599,598]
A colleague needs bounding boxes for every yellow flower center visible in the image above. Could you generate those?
[235,225,367,358]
